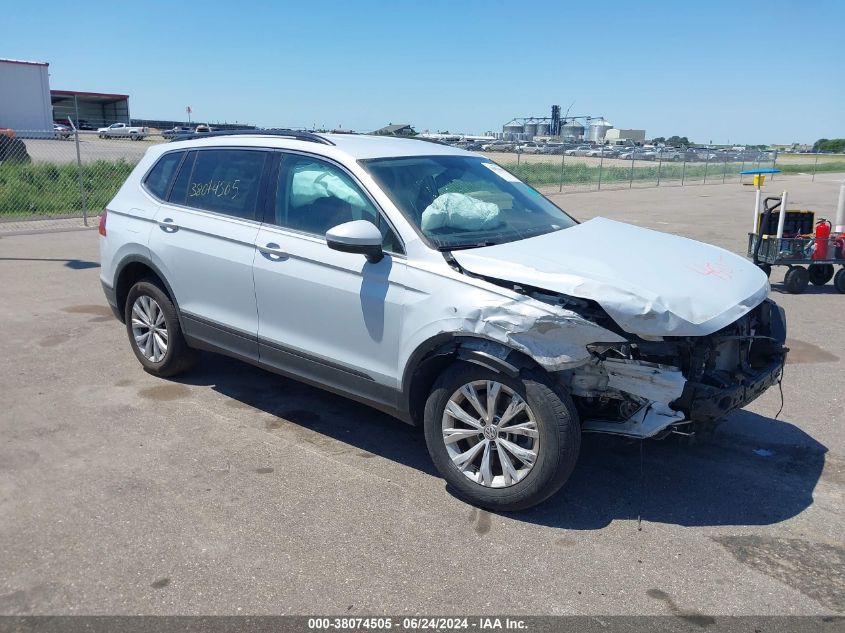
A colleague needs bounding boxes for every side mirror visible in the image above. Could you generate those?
[325,220,384,263]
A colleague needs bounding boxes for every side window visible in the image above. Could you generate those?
[144,152,183,200]
[275,155,403,253]
[168,151,195,205]
[182,149,267,220]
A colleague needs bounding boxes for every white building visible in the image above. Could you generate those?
[0,58,53,133]
[605,128,646,143]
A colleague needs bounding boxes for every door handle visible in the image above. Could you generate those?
[158,218,178,232]
[258,242,288,259]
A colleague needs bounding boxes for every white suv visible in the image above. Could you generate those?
[99,130,787,510]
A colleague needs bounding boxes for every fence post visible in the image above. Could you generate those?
[739,154,746,184]
[703,149,710,184]
[517,150,521,167]
[597,147,604,191]
[722,153,728,184]
[657,153,662,187]
[770,150,777,181]
[73,128,88,226]
[73,94,88,226]
[681,155,687,186]
[558,150,565,193]
[629,152,634,188]
[812,153,819,181]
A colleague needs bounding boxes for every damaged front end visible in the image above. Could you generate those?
[559,299,788,438]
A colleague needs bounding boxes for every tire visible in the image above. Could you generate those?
[124,279,196,377]
[783,266,809,294]
[758,263,772,278]
[423,362,580,512]
[808,264,834,286]
[834,268,845,294]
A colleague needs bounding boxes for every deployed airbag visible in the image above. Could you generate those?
[421,193,501,232]
[291,165,368,209]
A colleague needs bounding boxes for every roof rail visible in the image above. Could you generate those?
[170,128,334,145]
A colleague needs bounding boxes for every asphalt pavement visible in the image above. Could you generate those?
[0,174,843,616]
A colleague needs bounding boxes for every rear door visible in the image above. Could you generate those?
[148,147,271,360]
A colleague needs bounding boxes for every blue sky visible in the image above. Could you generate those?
[4,0,843,144]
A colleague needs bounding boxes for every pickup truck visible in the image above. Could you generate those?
[97,123,150,141]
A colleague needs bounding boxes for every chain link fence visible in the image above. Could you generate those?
[485,147,845,196]
[0,128,162,234]
[2,128,845,234]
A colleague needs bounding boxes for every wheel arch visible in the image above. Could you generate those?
[113,254,180,324]
[401,334,544,426]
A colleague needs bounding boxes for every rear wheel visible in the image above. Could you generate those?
[783,266,809,294]
[125,279,196,377]
[808,264,834,286]
[424,363,580,511]
[834,268,845,294]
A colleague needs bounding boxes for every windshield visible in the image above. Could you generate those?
[361,155,577,250]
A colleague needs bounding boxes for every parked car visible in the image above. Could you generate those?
[481,141,513,152]
[99,131,787,511]
[97,123,150,140]
[161,126,194,140]
[540,143,566,155]
[564,145,593,156]
[618,148,649,160]
[53,123,72,140]
[194,124,212,134]
[655,148,684,162]
[517,142,544,154]
[77,120,96,131]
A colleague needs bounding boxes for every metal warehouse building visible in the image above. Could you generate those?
[0,58,53,133]
[0,57,132,134]
[51,90,130,128]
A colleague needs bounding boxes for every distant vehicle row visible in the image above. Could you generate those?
[475,140,774,162]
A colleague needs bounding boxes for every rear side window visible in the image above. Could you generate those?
[182,149,268,220]
[144,152,184,200]
[168,151,195,205]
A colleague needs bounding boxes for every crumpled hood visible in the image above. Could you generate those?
[451,217,769,337]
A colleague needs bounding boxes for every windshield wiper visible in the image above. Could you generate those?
[438,240,500,251]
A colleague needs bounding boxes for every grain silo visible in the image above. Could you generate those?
[561,120,585,140]
[503,119,524,140]
[587,118,613,142]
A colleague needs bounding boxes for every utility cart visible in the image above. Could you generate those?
[748,195,845,294]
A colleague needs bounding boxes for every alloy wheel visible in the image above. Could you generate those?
[131,295,168,362]
[441,380,539,488]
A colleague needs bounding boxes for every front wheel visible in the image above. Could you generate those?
[424,363,580,511]
[783,266,809,294]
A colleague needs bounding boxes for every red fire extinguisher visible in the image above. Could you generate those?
[814,218,831,260]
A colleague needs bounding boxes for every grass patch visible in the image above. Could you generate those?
[497,160,751,188]
[776,161,845,174]
[0,160,134,217]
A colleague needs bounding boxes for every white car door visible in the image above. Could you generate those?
[252,152,407,407]
[147,148,271,360]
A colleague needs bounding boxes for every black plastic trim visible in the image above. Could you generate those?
[170,129,334,145]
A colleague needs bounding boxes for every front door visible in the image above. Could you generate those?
[252,152,407,407]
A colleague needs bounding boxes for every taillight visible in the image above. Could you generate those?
[98,211,107,236]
